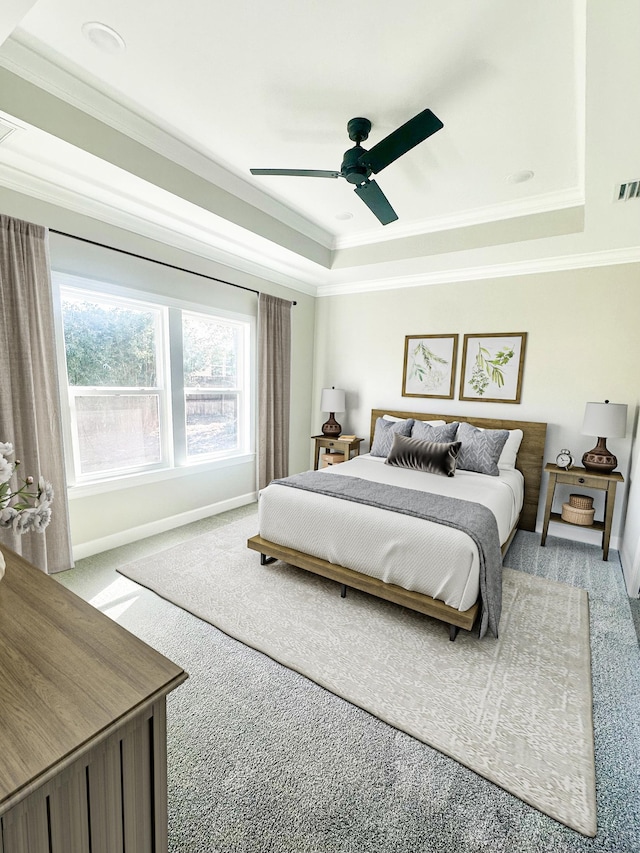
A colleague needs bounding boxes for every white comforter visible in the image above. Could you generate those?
[258,454,524,613]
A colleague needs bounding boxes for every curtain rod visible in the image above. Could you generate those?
[49,229,297,305]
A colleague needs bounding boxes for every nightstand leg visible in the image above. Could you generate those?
[540,473,557,546]
[602,482,617,561]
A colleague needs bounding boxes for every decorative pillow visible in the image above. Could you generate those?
[498,429,524,471]
[411,420,459,443]
[386,433,461,477]
[456,422,509,476]
[370,417,414,457]
[383,414,446,426]
[472,426,524,470]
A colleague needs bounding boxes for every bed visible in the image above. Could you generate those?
[248,409,547,639]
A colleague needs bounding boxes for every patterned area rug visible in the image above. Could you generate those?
[119,514,596,836]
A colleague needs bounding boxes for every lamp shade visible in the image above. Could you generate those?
[320,387,345,413]
[582,401,627,438]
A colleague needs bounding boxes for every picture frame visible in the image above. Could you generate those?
[402,334,458,399]
[459,332,527,403]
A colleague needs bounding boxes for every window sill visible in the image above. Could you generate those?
[67,452,255,499]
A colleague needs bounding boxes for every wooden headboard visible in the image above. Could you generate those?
[370,408,547,532]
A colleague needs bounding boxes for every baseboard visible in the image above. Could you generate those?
[72,492,257,560]
[620,540,640,598]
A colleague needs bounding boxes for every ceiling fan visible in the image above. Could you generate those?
[250,107,444,225]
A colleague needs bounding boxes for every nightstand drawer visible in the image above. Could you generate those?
[555,472,604,489]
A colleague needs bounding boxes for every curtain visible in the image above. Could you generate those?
[0,215,73,572]
[258,293,292,490]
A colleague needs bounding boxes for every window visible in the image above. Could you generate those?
[182,311,243,460]
[55,277,252,486]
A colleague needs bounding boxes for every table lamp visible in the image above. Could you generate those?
[320,387,345,437]
[581,400,627,473]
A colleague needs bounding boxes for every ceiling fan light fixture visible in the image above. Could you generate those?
[82,22,126,54]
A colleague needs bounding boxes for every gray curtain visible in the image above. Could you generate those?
[0,215,73,572]
[258,293,292,490]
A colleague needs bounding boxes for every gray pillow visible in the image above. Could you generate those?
[370,417,414,457]
[386,433,461,477]
[456,421,509,476]
[411,420,459,443]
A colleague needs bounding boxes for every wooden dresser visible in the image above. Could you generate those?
[0,546,188,853]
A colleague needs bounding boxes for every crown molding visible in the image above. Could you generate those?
[0,159,321,296]
[2,152,637,300]
[332,187,585,250]
[315,246,640,297]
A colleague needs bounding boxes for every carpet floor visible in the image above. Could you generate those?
[57,505,640,853]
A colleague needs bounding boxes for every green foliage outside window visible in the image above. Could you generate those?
[62,299,158,387]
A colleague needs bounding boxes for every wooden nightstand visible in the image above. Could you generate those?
[540,463,624,560]
[312,435,363,470]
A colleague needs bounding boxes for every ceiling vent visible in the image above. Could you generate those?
[0,118,18,145]
[616,180,640,201]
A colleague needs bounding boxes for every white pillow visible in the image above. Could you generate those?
[469,426,524,471]
[498,429,524,470]
[383,414,446,426]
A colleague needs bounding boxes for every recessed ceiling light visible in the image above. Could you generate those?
[81,22,126,54]
[335,212,354,221]
[506,170,534,184]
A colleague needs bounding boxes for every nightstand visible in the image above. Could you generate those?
[540,463,624,560]
[312,435,363,470]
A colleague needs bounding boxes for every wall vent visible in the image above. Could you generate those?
[616,180,640,201]
[0,118,18,145]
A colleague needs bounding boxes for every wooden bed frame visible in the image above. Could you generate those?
[248,409,547,639]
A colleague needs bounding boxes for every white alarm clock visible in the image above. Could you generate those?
[556,449,574,470]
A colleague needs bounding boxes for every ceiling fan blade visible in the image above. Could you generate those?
[358,108,444,175]
[250,168,340,178]
[354,180,398,226]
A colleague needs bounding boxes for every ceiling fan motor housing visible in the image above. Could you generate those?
[341,145,371,185]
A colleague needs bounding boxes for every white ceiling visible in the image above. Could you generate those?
[0,1,638,295]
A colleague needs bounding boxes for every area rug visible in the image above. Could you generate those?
[119,514,596,837]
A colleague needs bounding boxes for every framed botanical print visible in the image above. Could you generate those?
[459,332,527,403]
[402,334,458,399]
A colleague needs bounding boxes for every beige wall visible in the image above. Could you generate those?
[313,264,640,542]
[0,189,316,554]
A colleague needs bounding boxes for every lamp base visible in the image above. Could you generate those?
[322,414,341,437]
[582,437,618,473]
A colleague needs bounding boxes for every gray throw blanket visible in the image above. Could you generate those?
[271,471,502,638]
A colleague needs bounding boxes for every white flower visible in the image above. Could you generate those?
[37,477,55,503]
[30,504,52,533]
[14,508,38,534]
[0,456,13,485]
[0,506,19,528]
[0,439,53,534]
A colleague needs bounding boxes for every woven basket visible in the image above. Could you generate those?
[569,493,594,510]
[561,502,595,526]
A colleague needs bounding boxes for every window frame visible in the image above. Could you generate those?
[52,272,255,493]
